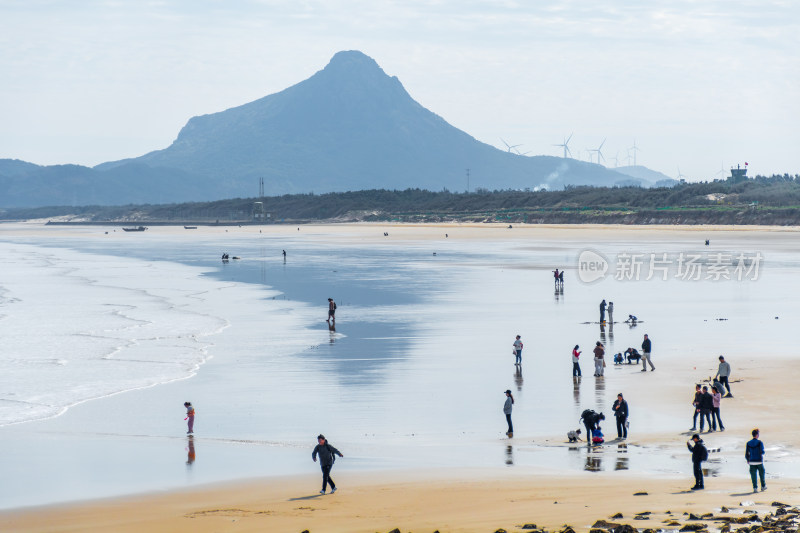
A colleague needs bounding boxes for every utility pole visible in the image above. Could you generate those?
[259,177,264,198]
[466,168,470,193]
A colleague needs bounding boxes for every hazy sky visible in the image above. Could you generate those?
[2,0,798,181]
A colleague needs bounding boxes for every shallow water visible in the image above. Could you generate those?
[0,225,797,508]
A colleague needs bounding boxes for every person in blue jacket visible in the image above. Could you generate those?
[745,428,766,492]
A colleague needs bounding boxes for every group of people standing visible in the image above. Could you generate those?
[570,333,653,378]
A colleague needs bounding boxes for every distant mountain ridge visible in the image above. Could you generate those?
[4,51,648,208]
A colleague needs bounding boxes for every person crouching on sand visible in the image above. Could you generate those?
[184,402,195,434]
[503,390,514,437]
[312,434,343,495]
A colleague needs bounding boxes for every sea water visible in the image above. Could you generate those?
[0,225,798,508]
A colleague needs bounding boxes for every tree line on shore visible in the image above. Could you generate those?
[3,173,800,225]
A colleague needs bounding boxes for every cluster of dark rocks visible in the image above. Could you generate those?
[319,503,799,533]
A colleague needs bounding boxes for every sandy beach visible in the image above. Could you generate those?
[1,222,798,531]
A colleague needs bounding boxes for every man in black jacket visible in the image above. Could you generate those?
[687,434,708,489]
[312,434,344,494]
[612,393,629,439]
[641,334,655,371]
[698,386,714,432]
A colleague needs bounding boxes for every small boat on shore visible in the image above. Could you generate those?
[184,226,198,229]
[122,226,148,232]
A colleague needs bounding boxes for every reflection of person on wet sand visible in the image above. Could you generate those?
[514,365,523,391]
[186,436,195,466]
[328,321,336,343]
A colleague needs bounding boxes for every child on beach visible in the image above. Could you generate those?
[184,402,195,434]
[567,428,582,442]
[312,434,344,495]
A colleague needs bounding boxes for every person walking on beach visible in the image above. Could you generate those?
[745,428,766,492]
[690,384,702,431]
[599,299,607,323]
[607,301,614,324]
[714,355,733,397]
[312,434,344,494]
[503,390,514,437]
[698,386,714,432]
[593,341,605,377]
[711,386,725,431]
[553,268,560,288]
[513,335,523,365]
[572,345,582,377]
[612,393,629,440]
[641,334,654,371]
[184,402,195,434]
[687,433,708,490]
[327,298,336,324]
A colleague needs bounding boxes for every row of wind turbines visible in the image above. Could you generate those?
[501,135,642,167]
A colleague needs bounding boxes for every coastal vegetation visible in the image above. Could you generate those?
[3,174,800,226]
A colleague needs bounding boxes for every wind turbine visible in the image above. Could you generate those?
[676,166,686,181]
[514,147,531,156]
[588,138,606,165]
[553,133,573,158]
[611,151,621,167]
[501,138,522,153]
[630,139,641,167]
[713,161,726,179]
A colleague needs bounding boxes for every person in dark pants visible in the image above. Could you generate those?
[599,299,607,323]
[745,428,766,492]
[698,386,714,432]
[327,298,337,324]
[612,393,629,439]
[715,355,733,397]
[572,345,582,377]
[581,410,605,446]
[687,433,708,490]
[503,390,514,437]
[312,434,343,494]
[640,333,654,371]
[690,384,702,430]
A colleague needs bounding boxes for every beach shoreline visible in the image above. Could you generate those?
[1,222,798,530]
[3,468,798,533]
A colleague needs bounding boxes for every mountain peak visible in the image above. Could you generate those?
[326,50,381,70]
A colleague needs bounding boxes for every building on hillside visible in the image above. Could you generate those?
[728,163,748,184]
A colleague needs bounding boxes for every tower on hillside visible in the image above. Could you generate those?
[728,163,748,184]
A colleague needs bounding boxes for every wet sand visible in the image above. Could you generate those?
[1,222,799,530]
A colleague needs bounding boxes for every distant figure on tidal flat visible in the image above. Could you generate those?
[513,335,523,365]
[572,345,582,377]
[714,355,732,397]
[184,402,195,434]
[687,434,708,490]
[599,299,607,323]
[503,390,514,437]
[282,249,286,260]
[327,298,336,324]
[641,334,654,371]
[745,429,766,492]
[607,301,614,323]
